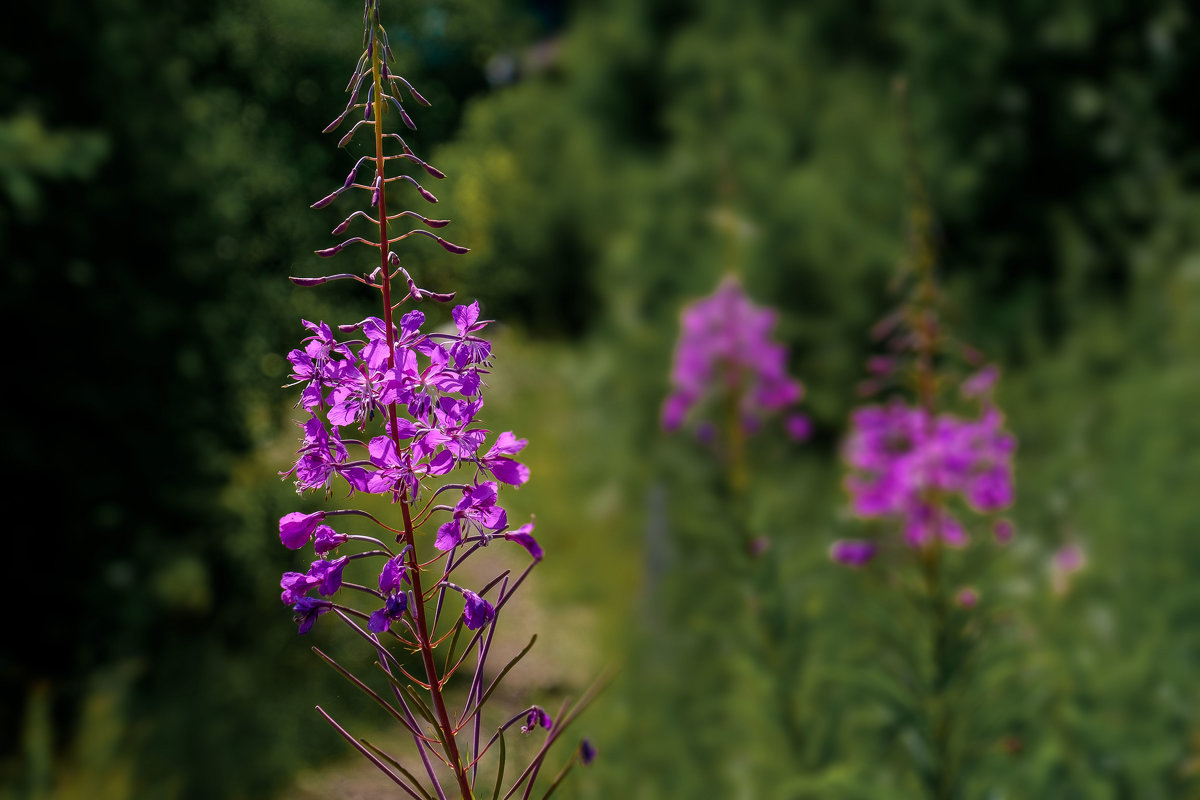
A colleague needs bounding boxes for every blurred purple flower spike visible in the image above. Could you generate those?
[662,275,807,437]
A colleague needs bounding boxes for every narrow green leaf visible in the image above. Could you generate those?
[490,729,507,800]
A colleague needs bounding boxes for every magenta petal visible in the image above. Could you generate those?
[505,529,543,561]
[435,520,461,551]
[280,511,325,550]
[452,301,480,334]
[367,607,390,633]
[489,458,530,486]
[488,431,527,456]
[426,449,456,476]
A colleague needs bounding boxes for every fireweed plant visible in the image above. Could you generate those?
[833,81,1016,799]
[655,274,814,776]
[275,3,597,798]
[662,274,810,555]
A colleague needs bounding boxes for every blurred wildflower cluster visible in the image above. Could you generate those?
[662,275,810,442]
[841,368,1015,556]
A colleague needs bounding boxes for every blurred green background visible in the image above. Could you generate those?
[4,0,1199,797]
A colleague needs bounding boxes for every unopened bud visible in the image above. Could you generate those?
[315,243,346,258]
[322,108,351,134]
[311,190,340,209]
[437,238,469,255]
[408,86,430,106]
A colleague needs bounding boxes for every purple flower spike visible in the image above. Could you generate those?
[580,739,597,766]
[830,539,877,568]
[842,395,1015,547]
[521,706,552,733]
[460,589,495,630]
[277,5,564,787]
[663,275,807,439]
[280,511,326,550]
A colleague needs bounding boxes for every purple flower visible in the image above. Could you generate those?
[292,597,331,634]
[1054,543,1085,573]
[579,739,597,766]
[436,482,508,551]
[309,556,349,596]
[326,360,387,429]
[368,592,409,633]
[504,521,543,561]
[480,431,530,486]
[830,539,877,567]
[377,553,408,594]
[280,571,320,605]
[280,511,325,550]
[461,589,495,630]
[313,524,348,554]
[521,706,552,733]
[365,435,424,501]
[842,395,1015,548]
[436,519,463,551]
[785,413,812,442]
[281,556,349,604]
[992,518,1015,545]
[449,301,492,368]
[956,587,979,608]
[286,415,348,494]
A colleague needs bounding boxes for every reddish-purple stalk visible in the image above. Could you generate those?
[898,77,957,800]
[365,21,474,800]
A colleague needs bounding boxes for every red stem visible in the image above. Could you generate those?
[368,17,474,800]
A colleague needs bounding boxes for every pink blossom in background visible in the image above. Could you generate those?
[842,396,1015,549]
[662,275,809,439]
